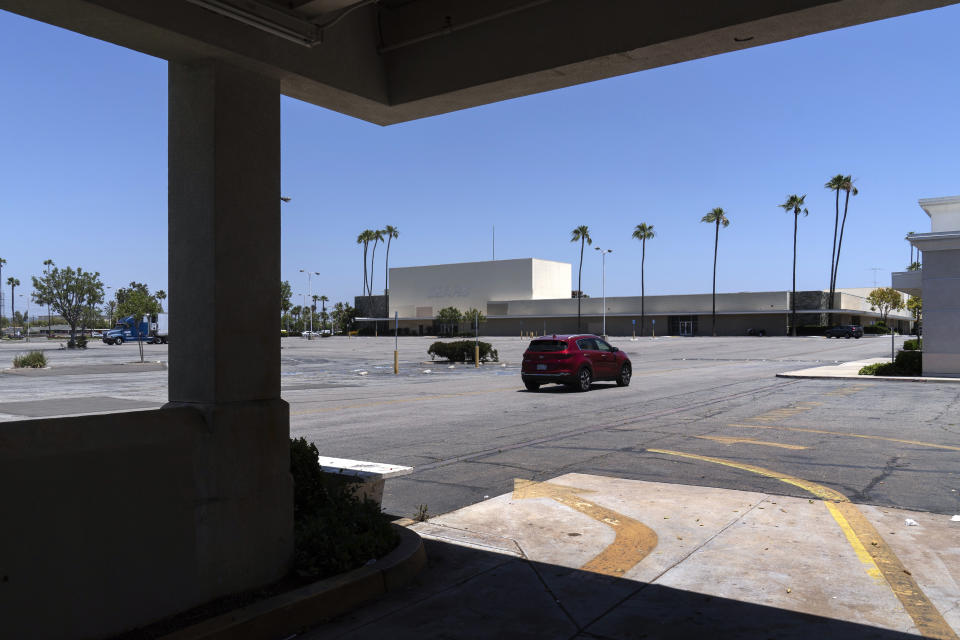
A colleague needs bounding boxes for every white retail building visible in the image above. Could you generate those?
[377,258,912,337]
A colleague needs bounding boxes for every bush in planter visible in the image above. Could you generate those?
[13,351,46,368]
[859,350,922,377]
[289,437,398,579]
[903,338,922,351]
[427,340,499,362]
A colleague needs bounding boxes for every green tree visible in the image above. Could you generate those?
[155,289,167,311]
[318,294,329,330]
[701,207,730,336]
[280,280,293,330]
[907,295,922,335]
[779,195,809,336]
[31,265,105,344]
[332,301,356,334]
[116,287,159,362]
[867,287,905,327]
[7,277,20,324]
[436,306,463,336]
[368,229,384,296]
[463,308,486,331]
[570,225,592,331]
[383,225,399,295]
[631,223,655,336]
[115,283,162,319]
[906,261,921,272]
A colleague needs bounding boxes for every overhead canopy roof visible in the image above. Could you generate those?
[1,0,955,125]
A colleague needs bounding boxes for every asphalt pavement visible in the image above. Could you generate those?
[3,334,959,638]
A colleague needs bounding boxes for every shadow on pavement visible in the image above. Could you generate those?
[304,538,916,639]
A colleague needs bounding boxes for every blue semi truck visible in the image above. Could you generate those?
[102,313,168,345]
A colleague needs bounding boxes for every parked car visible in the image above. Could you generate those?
[521,334,632,392]
[824,325,863,339]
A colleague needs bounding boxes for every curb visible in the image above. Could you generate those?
[160,524,426,640]
[776,372,960,384]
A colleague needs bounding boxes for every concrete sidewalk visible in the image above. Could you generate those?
[302,473,960,639]
[777,358,960,383]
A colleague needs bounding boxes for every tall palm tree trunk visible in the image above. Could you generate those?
[369,240,379,296]
[832,189,852,298]
[362,244,369,296]
[577,239,584,331]
[384,237,392,295]
[829,189,840,324]
[640,238,646,337]
[711,220,719,336]
[791,212,798,337]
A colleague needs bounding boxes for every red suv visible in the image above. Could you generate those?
[521,334,632,392]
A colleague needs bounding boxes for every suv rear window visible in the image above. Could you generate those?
[527,340,567,352]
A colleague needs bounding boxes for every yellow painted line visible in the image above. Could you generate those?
[727,424,960,453]
[834,501,958,640]
[648,448,958,640]
[291,386,516,416]
[647,449,848,501]
[695,435,807,450]
[513,479,658,577]
[824,501,884,583]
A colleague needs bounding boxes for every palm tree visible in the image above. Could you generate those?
[824,174,857,321]
[779,195,809,336]
[383,225,399,295]
[570,225,592,331]
[825,174,845,298]
[319,295,329,330]
[368,229,384,296]
[631,223,655,336]
[832,175,858,305]
[357,230,373,296]
[155,289,166,312]
[701,208,730,336]
[7,277,20,324]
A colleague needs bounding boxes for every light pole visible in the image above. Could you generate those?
[595,247,612,337]
[299,269,319,339]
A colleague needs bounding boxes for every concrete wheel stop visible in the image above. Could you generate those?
[158,524,425,640]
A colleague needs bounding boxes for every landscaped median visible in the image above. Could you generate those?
[859,349,921,377]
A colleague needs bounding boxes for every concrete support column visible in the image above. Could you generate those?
[167,59,292,600]
[169,60,280,403]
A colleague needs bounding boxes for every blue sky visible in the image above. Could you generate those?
[1,6,958,313]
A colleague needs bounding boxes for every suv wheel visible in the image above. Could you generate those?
[576,367,592,392]
[524,380,540,392]
[616,363,632,387]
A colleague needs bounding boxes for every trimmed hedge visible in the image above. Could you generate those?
[428,340,499,362]
[289,437,398,579]
[859,350,922,377]
[862,324,890,334]
[903,339,922,351]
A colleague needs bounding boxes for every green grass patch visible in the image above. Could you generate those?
[12,351,46,368]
